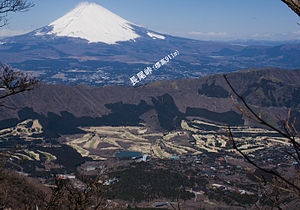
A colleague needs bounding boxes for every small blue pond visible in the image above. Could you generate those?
[115,151,142,158]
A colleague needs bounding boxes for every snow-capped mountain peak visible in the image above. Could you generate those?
[47,2,140,44]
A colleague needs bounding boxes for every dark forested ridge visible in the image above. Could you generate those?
[0,68,299,131]
[1,68,300,209]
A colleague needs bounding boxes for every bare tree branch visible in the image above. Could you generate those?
[224,75,300,160]
[282,0,300,17]
[226,126,300,193]
[0,0,34,27]
[0,64,39,104]
[45,168,112,210]
[223,74,300,197]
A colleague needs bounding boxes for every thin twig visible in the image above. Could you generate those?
[227,126,300,193]
[224,75,300,160]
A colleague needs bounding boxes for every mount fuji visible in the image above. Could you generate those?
[47,2,142,44]
[0,2,299,86]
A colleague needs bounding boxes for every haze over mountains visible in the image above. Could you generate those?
[0,2,299,86]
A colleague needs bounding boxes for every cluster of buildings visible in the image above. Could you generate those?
[57,174,76,179]
[132,154,150,162]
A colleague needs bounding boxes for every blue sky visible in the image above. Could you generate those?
[1,0,299,41]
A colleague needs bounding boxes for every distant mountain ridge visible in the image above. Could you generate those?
[1,68,299,135]
[0,2,300,86]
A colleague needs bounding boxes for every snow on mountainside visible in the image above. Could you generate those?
[0,1,300,87]
[47,2,140,44]
[147,32,165,40]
